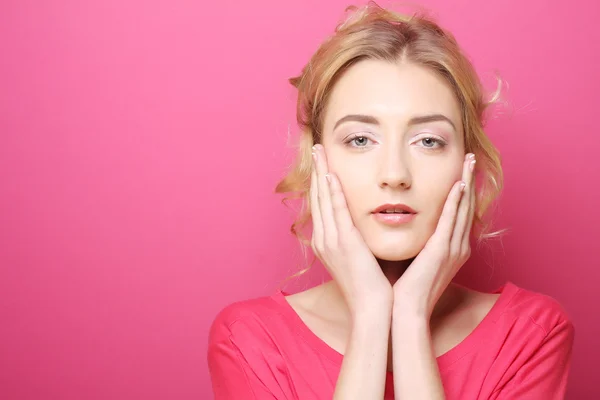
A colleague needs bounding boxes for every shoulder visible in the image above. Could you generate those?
[206,290,301,387]
[208,292,289,351]
[211,295,279,325]
[483,283,576,396]
[209,293,279,333]
[485,281,575,369]
[501,282,574,337]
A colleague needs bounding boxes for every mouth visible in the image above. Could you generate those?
[372,211,416,225]
[371,203,417,225]
[371,203,417,214]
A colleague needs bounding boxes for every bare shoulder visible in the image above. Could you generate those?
[283,281,351,354]
[284,282,336,317]
[451,284,502,323]
[430,284,502,356]
[464,285,501,312]
[287,282,501,320]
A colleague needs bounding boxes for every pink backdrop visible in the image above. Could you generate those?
[1,0,598,398]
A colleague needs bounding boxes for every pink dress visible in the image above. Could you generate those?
[207,281,574,399]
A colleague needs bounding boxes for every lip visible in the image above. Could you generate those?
[372,212,416,225]
[372,203,417,214]
[371,203,417,226]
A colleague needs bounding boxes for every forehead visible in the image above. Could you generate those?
[323,59,463,132]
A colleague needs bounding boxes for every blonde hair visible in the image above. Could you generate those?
[275,1,507,284]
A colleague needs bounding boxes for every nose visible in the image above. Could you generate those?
[377,145,412,190]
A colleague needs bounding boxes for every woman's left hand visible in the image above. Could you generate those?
[392,153,477,318]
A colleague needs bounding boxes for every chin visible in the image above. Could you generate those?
[358,218,433,262]
[371,248,419,261]
[367,237,423,261]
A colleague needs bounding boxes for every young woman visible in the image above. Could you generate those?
[207,3,575,399]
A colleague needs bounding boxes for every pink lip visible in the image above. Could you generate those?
[372,212,416,226]
[372,203,417,214]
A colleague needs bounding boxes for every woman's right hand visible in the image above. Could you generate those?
[310,144,393,316]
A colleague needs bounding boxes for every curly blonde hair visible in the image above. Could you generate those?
[275,1,507,284]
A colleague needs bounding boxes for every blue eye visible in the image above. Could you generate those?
[344,134,372,148]
[419,136,447,149]
[343,134,447,149]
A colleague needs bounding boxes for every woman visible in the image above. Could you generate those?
[207,3,574,399]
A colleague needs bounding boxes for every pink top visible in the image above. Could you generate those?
[207,282,574,399]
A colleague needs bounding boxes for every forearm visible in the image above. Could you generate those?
[333,303,392,400]
[392,310,445,399]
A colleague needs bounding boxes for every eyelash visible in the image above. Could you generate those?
[343,134,448,150]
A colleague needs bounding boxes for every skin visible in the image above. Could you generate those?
[322,60,465,274]
[285,58,501,398]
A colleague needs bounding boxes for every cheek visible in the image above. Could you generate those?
[335,171,364,213]
[418,169,458,218]
[330,164,371,219]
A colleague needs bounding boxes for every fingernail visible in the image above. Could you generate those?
[460,181,466,192]
[467,153,475,160]
[312,151,317,161]
[469,160,476,172]
[325,174,332,184]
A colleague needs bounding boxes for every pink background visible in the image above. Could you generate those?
[1,0,598,398]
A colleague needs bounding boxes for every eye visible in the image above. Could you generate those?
[344,134,373,148]
[417,136,447,149]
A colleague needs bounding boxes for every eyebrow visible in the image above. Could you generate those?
[332,113,457,132]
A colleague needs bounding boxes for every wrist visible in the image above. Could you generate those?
[352,298,393,325]
[392,298,430,321]
[351,287,393,314]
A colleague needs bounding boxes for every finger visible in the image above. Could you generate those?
[451,154,476,253]
[462,165,477,245]
[310,152,324,251]
[328,172,354,235]
[313,145,338,245]
[434,179,466,245]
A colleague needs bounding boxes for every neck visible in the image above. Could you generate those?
[323,257,461,323]
[376,256,460,319]
[376,256,415,286]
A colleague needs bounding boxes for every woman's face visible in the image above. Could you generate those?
[320,59,465,261]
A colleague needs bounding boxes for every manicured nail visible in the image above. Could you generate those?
[469,160,476,172]
[460,181,466,192]
[468,153,475,160]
